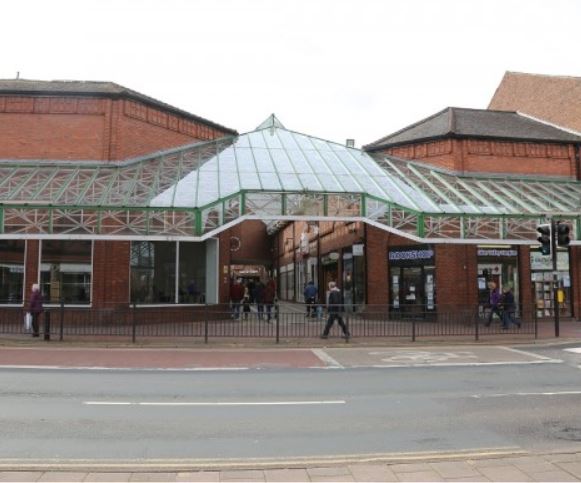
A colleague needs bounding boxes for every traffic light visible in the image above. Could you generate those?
[557,222,571,247]
[537,224,552,255]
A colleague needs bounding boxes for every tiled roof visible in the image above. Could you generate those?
[0,79,237,134]
[364,107,581,151]
[489,71,581,134]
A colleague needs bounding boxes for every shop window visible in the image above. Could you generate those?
[40,240,92,304]
[178,242,206,304]
[130,241,209,304]
[0,240,25,304]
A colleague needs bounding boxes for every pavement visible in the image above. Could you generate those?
[1,319,581,482]
[2,450,581,481]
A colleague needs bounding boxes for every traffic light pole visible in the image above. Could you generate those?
[551,219,559,337]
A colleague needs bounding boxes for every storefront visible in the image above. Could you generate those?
[389,245,436,317]
[476,246,519,316]
[530,249,572,318]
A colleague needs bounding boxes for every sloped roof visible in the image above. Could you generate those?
[364,107,581,151]
[0,79,237,135]
[489,71,581,134]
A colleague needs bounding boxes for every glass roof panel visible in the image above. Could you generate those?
[269,148,297,174]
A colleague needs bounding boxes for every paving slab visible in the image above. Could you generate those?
[175,471,220,482]
[530,470,580,482]
[477,465,534,482]
[0,472,43,482]
[309,476,355,482]
[84,473,132,482]
[263,468,310,482]
[128,473,176,482]
[307,466,351,477]
[429,461,483,479]
[219,469,266,481]
[38,472,90,482]
[395,470,444,481]
[554,462,581,478]
[387,462,433,473]
[443,477,488,482]
[347,463,398,482]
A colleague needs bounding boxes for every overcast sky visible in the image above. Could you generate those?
[1,0,579,146]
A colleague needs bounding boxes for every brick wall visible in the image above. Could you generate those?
[383,138,578,178]
[0,95,230,161]
[435,245,478,309]
[92,241,130,308]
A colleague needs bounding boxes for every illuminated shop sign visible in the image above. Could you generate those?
[477,249,517,258]
[389,246,435,264]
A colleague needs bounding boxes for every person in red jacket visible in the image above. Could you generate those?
[28,283,44,338]
[230,278,245,320]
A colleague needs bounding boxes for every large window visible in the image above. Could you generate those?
[0,240,25,304]
[40,240,92,304]
[130,241,207,304]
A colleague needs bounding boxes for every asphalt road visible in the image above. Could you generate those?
[2,344,581,462]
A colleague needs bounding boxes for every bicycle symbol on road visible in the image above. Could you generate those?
[368,350,479,364]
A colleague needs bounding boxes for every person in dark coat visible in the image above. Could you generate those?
[304,280,318,318]
[321,282,350,340]
[262,278,276,323]
[230,278,245,320]
[253,280,265,320]
[28,283,43,338]
[501,285,519,329]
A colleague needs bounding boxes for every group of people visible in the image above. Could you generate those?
[229,277,276,322]
[486,281,520,329]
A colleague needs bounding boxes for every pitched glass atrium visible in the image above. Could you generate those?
[0,115,579,243]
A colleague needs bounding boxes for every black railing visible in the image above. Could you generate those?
[0,302,538,343]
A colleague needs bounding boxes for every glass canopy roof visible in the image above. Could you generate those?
[0,115,579,242]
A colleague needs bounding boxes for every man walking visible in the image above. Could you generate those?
[485,281,501,327]
[304,280,318,318]
[321,282,350,340]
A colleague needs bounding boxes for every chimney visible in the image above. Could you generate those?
[346,139,355,148]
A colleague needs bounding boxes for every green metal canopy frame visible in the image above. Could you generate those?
[0,115,580,244]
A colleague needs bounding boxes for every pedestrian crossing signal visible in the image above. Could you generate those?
[557,222,570,247]
[537,224,552,256]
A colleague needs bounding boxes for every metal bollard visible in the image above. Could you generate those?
[44,311,51,341]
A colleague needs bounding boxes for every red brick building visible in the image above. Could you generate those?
[0,80,580,328]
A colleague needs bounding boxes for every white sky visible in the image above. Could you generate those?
[1,0,580,147]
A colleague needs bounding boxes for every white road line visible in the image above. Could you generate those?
[83,400,346,406]
[498,346,556,361]
[472,391,581,399]
[312,349,344,369]
[564,347,581,353]
[356,360,563,369]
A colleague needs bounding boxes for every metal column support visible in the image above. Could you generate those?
[417,213,425,238]
[194,208,202,236]
[360,194,367,217]
[0,205,3,234]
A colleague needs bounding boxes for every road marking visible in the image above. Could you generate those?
[564,347,581,353]
[499,346,557,360]
[353,359,563,369]
[472,390,581,399]
[83,400,346,406]
[312,349,344,368]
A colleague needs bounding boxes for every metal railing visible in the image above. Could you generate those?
[0,302,538,343]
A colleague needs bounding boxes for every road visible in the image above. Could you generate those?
[1,344,581,463]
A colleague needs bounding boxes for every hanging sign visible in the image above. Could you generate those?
[389,245,434,265]
[477,248,517,258]
[352,244,364,256]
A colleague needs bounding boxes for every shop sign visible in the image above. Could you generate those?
[530,251,569,271]
[321,252,339,265]
[389,246,434,264]
[477,248,517,258]
[352,244,364,256]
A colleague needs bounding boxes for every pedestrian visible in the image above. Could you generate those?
[253,280,265,320]
[321,281,350,340]
[263,278,276,323]
[230,278,245,320]
[28,283,43,338]
[501,285,519,329]
[242,284,251,320]
[485,281,501,327]
[303,280,318,318]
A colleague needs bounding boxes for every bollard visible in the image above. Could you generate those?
[44,311,51,341]
[204,303,209,344]
[59,299,64,342]
[132,302,137,344]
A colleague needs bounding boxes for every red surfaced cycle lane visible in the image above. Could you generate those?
[0,347,326,370]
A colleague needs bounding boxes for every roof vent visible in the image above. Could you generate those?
[346,139,355,148]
